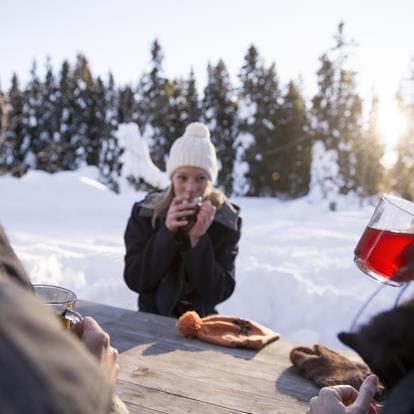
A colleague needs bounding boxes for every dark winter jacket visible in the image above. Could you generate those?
[123,197,242,317]
[382,370,414,414]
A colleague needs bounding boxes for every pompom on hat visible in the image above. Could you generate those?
[166,122,218,182]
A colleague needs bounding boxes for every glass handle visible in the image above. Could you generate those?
[64,309,83,326]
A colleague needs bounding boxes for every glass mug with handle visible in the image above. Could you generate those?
[354,194,414,286]
[33,284,83,328]
[180,196,203,231]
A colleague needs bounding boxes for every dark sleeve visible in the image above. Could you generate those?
[0,224,32,289]
[182,218,242,305]
[381,370,414,414]
[123,203,183,293]
[0,281,113,414]
[0,223,113,413]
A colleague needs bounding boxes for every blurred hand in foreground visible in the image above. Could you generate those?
[307,374,381,414]
[71,316,119,385]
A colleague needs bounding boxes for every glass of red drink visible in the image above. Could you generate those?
[354,194,414,286]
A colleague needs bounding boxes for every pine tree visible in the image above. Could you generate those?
[86,76,108,166]
[163,78,188,143]
[22,61,45,171]
[183,69,201,123]
[2,74,26,174]
[71,54,96,166]
[118,85,138,124]
[393,59,414,200]
[0,82,7,170]
[355,94,385,196]
[37,58,60,172]
[136,39,172,170]
[311,22,364,196]
[55,60,81,170]
[277,81,312,198]
[238,46,283,196]
[99,73,123,192]
[162,70,202,149]
[0,83,6,141]
[202,60,238,194]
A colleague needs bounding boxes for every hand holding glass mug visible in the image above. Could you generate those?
[166,195,203,233]
[188,199,216,245]
[71,316,120,385]
[33,284,119,384]
[180,196,203,231]
[33,284,83,328]
[354,194,414,286]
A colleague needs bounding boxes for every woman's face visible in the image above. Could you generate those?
[172,166,211,200]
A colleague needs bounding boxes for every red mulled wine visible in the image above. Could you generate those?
[354,226,414,284]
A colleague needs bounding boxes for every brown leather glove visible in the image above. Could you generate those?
[290,343,371,389]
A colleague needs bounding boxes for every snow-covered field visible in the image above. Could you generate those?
[1,167,411,349]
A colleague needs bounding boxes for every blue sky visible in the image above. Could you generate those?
[2,0,413,145]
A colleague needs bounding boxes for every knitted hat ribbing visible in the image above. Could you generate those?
[166,122,218,182]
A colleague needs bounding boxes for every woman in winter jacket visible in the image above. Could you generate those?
[123,122,242,317]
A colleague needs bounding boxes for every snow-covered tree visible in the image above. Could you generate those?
[0,82,6,143]
[311,22,363,195]
[37,58,60,172]
[118,85,138,124]
[115,122,169,193]
[394,57,414,200]
[183,69,201,124]
[99,73,123,192]
[22,61,44,171]
[355,94,385,197]
[202,60,238,194]
[136,39,172,170]
[54,60,79,170]
[238,46,283,196]
[309,140,341,205]
[2,74,26,174]
[277,81,312,198]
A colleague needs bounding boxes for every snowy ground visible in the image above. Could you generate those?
[1,167,412,350]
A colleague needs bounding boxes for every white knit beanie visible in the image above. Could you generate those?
[166,122,218,182]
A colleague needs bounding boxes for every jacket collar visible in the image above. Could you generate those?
[214,202,240,231]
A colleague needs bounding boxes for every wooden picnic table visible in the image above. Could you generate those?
[77,300,319,414]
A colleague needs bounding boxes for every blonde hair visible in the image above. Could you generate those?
[142,183,232,228]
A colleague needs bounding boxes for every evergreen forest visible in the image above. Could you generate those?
[1,24,414,200]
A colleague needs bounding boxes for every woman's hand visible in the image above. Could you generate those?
[165,195,197,234]
[71,316,119,385]
[188,200,216,247]
[307,375,380,414]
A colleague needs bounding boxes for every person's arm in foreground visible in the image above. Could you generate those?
[307,374,380,414]
[0,224,32,288]
[0,223,128,413]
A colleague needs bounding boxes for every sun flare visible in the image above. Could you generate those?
[377,102,408,168]
[378,102,408,147]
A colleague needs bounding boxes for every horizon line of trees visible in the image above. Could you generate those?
[1,23,413,200]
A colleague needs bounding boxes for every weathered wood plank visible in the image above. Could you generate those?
[116,347,313,413]
[79,301,319,413]
[118,368,308,414]
[117,380,251,413]
[79,301,297,362]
